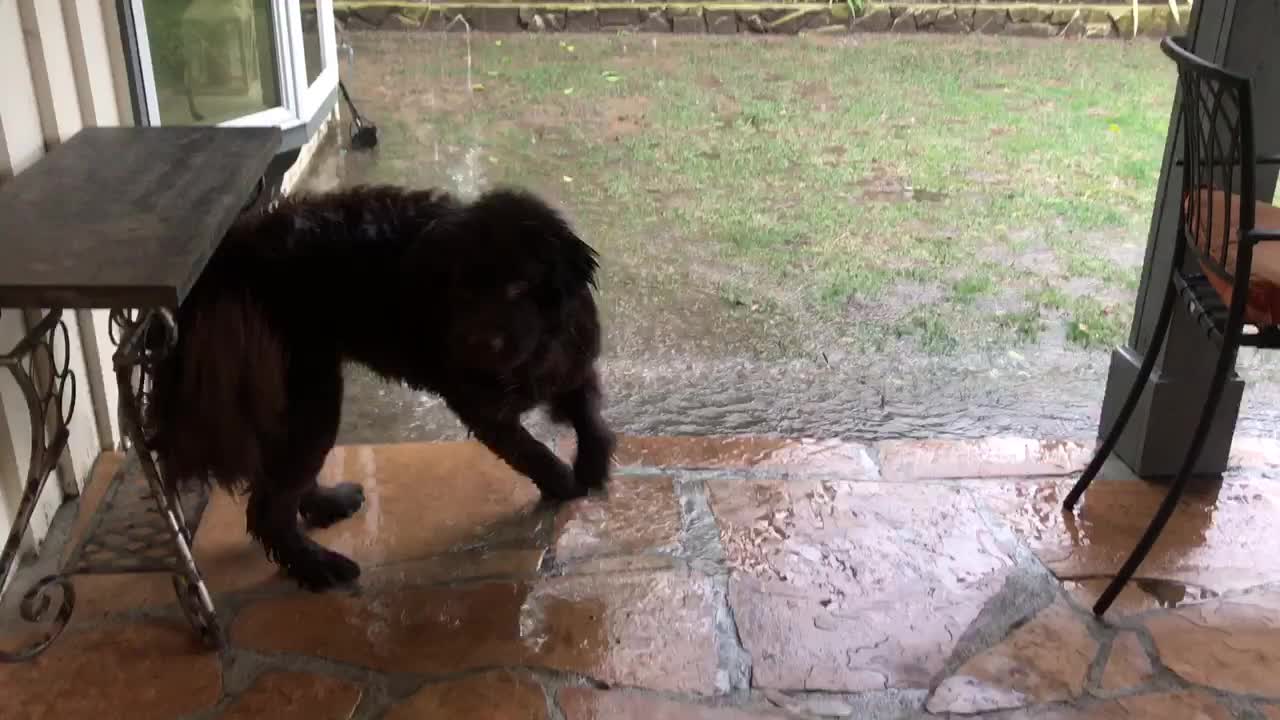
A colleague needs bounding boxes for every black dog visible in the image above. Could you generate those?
[149,185,615,591]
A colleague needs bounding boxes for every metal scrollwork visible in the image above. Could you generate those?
[1,307,222,662]
[27,314,77,440]
[0,575,77,662]
[109,308,177,447]
[110,308,223,650]
[171,574,220,649]
[0,309,79,662]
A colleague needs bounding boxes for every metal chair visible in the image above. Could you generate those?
[1062,36,1280,617]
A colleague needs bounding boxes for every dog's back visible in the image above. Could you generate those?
[150,186,457,489]
[146,184,613,590]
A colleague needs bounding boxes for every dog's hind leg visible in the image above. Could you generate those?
[249,351,361,591]
[294,358,365,529]
[300,482,366,529]
[248,477,360,591]
[549,369,615,491]
[452,405,585,501]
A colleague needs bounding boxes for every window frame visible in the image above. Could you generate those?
[123,0,338,149]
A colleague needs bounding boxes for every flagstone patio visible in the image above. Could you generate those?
[3,434,1280,719]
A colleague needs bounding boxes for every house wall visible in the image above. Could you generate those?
[0,0,131,568]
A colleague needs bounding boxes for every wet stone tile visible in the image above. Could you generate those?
[1228,436,1280,473]
[555,555,679,575]
[223,671,362,720]
[57,456,182,619]
[60,573,177,622]
[573,435,877,477]
[63,451,125,563]
[928,600,1097,714]
[559,689,788,719]
[1062,578,1218,619]
[878,437,1091,481]
[1143,591,1280,698]
[0,620,221,720]
[977,478,1280,597]
[1000,690,1234,719]
[233,570,721,694]
[360,548,545,589]
[1098,631,1153,693]
[519,571,723,693]
[194,441,548,593]
[553,475,681,562]
[710,479,1015,692]
[759,690,873,718]
[387,671,547,720]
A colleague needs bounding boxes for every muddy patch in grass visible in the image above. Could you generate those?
[846,280,947,325]
[1061,276,1116,300]
[796,79,836,109]
[600,95,651,140]
[518,105,570,131]
[607,43,683,75]
[1085,230,1146,268]
[714,98,743,129]
[512,106,577,146]
[983,231,1058,276]
[821,144,848,167]
[857,172,948,204]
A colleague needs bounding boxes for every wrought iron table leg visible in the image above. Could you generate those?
[0,309,78,662]
[110,308,223,649]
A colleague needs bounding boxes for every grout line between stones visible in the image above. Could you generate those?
[673,473,751,693]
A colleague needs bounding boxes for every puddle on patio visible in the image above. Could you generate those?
[1063,578,1220,611]
[310,31,1280,446]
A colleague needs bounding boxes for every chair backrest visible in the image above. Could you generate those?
[1161,36,1257,283]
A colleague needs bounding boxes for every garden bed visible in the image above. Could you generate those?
[335,1,1191,38]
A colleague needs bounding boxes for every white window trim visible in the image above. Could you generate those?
[128,0,337,149]
[129,0,162,125]
[293,0,339,123]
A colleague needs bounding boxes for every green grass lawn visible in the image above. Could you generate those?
[334,32,1172,358]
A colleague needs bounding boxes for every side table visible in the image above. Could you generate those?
[0,127,280,660]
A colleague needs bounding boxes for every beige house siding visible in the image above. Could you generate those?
[0,0,129,569]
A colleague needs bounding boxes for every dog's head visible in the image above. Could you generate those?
[437,188,599,373]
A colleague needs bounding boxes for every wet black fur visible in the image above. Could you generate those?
[150,185,614,591]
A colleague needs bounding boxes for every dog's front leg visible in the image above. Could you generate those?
[550,369,616,491]
[455,409,584,501]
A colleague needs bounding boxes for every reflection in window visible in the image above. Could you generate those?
[143,0,282,125]
[301,2,326,86]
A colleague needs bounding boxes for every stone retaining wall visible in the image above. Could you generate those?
[334,1,1191,37]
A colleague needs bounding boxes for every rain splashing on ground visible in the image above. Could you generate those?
[310,31,1280,445]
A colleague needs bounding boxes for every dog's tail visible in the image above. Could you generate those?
[149,283,287,493]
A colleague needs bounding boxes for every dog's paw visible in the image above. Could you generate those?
[574,454,611,491]
[574,432,616,490]
[287,546,362,592]
[300,482,366,529]
[534,460,589,502]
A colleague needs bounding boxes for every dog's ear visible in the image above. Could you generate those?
[469,188,600,301]
[550,224,600,298]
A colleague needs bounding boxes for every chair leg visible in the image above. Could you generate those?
[1063,279,1179,511]
[1090,334,1238,617]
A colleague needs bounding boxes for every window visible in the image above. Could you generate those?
[126,0,338,149]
